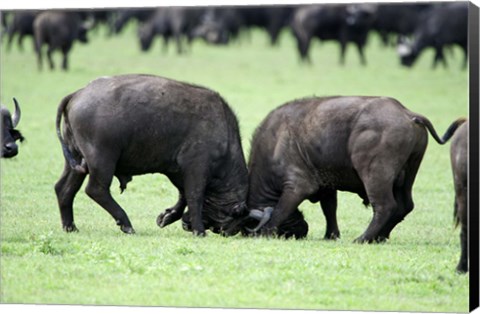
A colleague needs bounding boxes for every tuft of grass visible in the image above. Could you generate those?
[0,23,468,312]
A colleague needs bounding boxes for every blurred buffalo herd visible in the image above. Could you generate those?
[0,2,469,71]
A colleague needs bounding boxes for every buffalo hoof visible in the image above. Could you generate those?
[193,229,206,237]
[260,227,277,238]
[120,225,135,234]
[353,236,372,244]
[456,262,468,274]
[374,235,389,243]
[63,224,79,233]
[157,211,180,228]
[324,232,340,240]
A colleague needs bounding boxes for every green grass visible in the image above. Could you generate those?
[0,23,469,312]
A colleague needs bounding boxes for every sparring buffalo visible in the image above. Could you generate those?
[54,74,253,236]
[447,119,468,273]
[34,11,91,71]
[246,96,464,242]
[1,98,24,158]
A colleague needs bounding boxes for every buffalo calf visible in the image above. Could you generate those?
[55,74,249,236]
[246,96,464,242]
[1,98,24,158]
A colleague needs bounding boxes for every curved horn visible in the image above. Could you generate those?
[248,209,265,220]
[11,98,21,128]
[246,207,274,233]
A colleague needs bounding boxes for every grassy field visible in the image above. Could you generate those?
[0,21,469,312]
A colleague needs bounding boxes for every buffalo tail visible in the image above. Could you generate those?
[412,116,466,145]
[56,93,87,173]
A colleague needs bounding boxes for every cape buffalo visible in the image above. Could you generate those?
[55,74,251,236]
[34,11,91,71]
[246,96,464,242]
[290,4,376,65]
[397,3,468,69]
[1,98,24,158]
[448,119,468,273]
[371,3,431,46]
[6,11,38,52]
[137,7,205,54]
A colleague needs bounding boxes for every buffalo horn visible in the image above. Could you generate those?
[12,98,21,128]
[246,207,274,233]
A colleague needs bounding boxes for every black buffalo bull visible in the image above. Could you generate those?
[246,96,464,242]
[447,119,468,273]
[1,98,24,158]
[54,74,261,236]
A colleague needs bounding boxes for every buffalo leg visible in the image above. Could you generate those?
[356,43,366,66]
[35,42,43,70]
[182,169,208,236]
[157,192,187,228]
[54,163,87,232]
[6,30,14,51]
[339,42,347,65]
[84,162,134,234]
[319,190,340,240]
[375,186,413,242]
[294,32,312,63]
[353,161,397,243]
[61,45,70,70]
[18,34,25,51]
[456,187,468,273]
[462,47,468,69]
[354,189,396,243]
[433,47,447,69]
[377,153,423,241]
[261,188,306,237]
[458,223,468,273]
[47,46,55,70]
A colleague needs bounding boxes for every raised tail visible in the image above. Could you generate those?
[56,93,87,173]
[412,116,467,145]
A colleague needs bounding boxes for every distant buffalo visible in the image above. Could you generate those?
[447,119,468,273]
[246,96,464,242]
[54,74,257,236]
[1,98,24,158]
[33,11,91,70]
[290,4,376,65]
[397,3,468,69]
[372,3,431,46]
[137,7,205,54]
[6,11,38,51]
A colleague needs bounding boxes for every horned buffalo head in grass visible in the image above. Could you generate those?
[1,98,24,158]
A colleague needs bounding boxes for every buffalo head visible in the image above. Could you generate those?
[192,21,229,45]
[397,36,418,67]
[1,98,24,158]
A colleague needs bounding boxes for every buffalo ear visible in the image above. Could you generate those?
[11,130,25,142]
[12,98,21,128]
